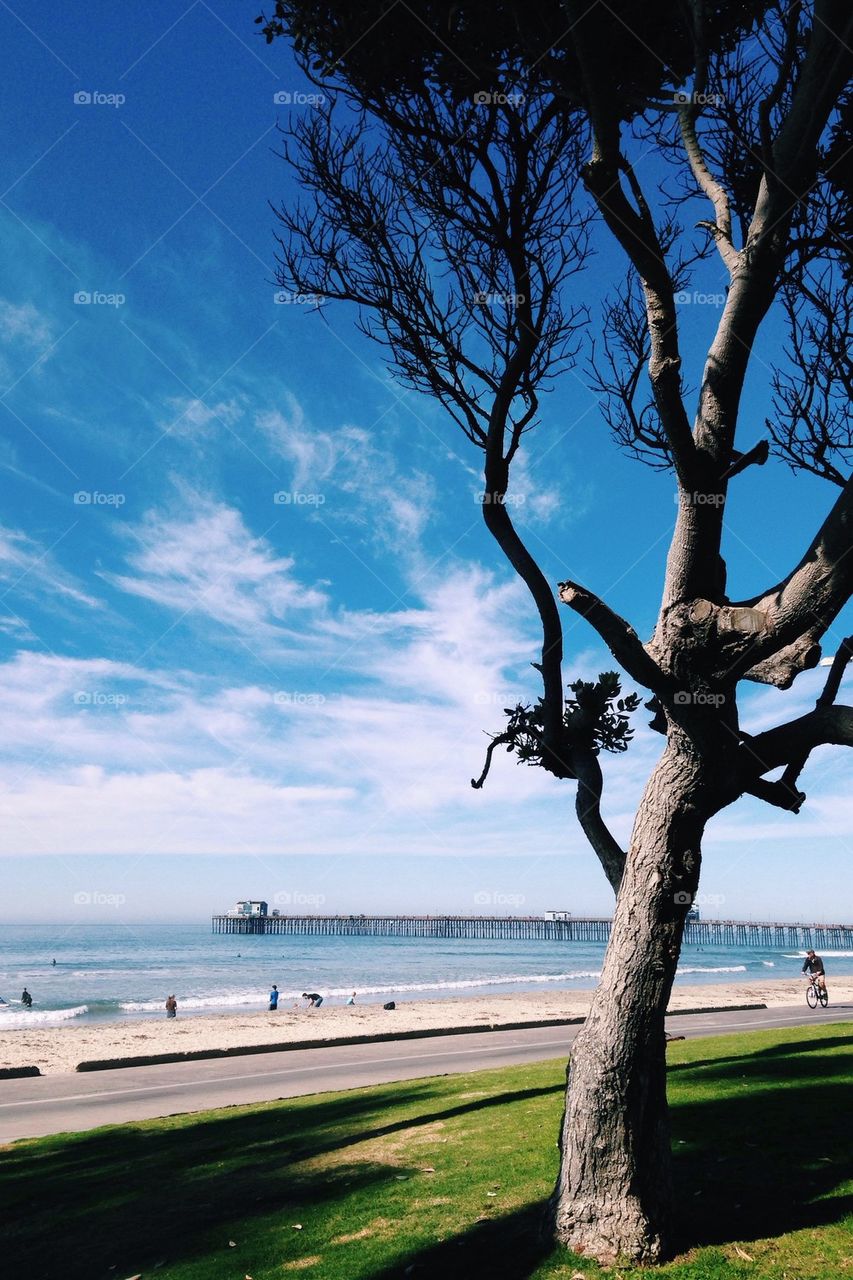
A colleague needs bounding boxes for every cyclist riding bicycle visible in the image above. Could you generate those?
[802,949,827,994]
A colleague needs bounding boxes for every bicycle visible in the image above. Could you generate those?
[805,974,828,1009]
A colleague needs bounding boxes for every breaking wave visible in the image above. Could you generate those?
[0,1004,88,1028]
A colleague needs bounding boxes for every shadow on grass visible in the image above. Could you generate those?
[0,1079,562,1280]
[367,1201,553,1280]
[667,1034,853,1074]
[4,1036,852,1280]
[669,1077,853,1252]
[368,1039,853,1279]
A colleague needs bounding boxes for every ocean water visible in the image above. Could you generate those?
[1,922,851,1029]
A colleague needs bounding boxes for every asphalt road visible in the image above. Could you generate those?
[1,1004,850,1143]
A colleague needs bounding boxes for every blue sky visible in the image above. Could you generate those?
[0,1,850,924]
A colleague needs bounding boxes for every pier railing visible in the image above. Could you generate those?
[211,914,853,948]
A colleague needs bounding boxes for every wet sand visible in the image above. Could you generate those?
[2,977,850,1075]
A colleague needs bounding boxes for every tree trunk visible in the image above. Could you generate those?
[550,742,711,1262]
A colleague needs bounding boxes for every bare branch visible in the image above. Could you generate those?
[574,751,625,892]
[677,102,739,272]
[729,476,853,677]
[817,635,853,706]
[662,2,853,605]
[558,580,668,694]
[742,632,822,689]
[743,704,853,777]
[742,635,853,808]
[563,0,698,490]
[471,732,513,790]
[719,438,769,481]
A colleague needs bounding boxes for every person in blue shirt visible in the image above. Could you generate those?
[268,984,279,1011]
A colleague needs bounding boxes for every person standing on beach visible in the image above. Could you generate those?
[268,984,279,1011]
[165,994,177,1018]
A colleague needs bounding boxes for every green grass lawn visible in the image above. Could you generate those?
[2,1023,851,1280]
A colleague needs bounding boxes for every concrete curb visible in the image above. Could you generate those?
[670,1002,767,1016]
[74,1002,767,1073]
[0,1065,41,1079]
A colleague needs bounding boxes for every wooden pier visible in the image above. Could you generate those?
[211,914,853,948]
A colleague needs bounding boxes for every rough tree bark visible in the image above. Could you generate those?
[550,734,721,1259]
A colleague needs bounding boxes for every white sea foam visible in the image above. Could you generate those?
[762,961,775,967]
[0,1004,88,1028]
[676,965,747,974]
[784,950,853,958]
[119,970,607,1011]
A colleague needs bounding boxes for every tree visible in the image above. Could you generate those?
[259,0,853,1262]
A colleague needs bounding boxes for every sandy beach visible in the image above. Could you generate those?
[1,978,850,1075]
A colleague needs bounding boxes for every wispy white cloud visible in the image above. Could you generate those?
[105,492,329,639]
[163,395,245,436]
[258,402,436,548]
[0,524,101,612]
[0,298,52,348]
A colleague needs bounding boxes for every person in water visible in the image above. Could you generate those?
[21,988,33,1008]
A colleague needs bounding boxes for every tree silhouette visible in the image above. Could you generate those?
[260,0,853,1262]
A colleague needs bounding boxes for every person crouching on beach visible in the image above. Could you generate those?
[302,991,323,1007]
[165,994,177,1018]
[269,984,279,1011]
